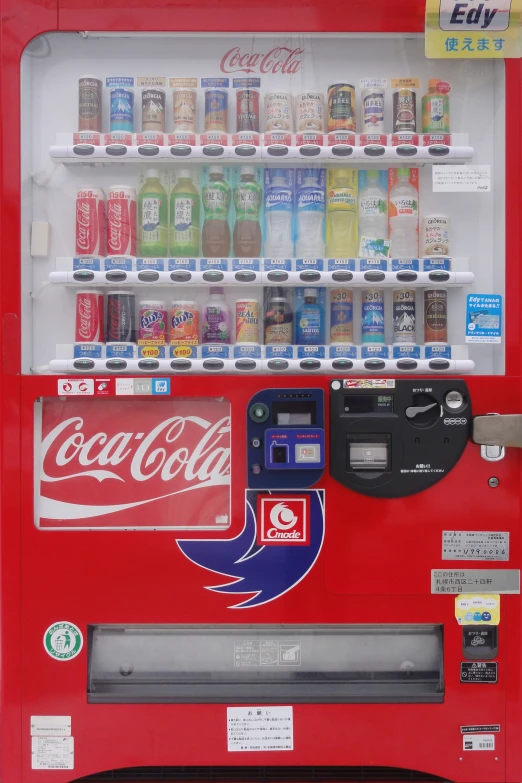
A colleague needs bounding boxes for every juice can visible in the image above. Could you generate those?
[205,88,228,132]
[173,88,197,132]
[236,89,260,133]
[362,87,385,133]
[424,288,448,343]
[110,87,134,132]
[78,76,102,132]
[264,92,293,132]
[330,288,353,343]
[138,300,167,345]
[236,299,260,343]
[393,88,417,133]
[141,87,166,132]
[361,288,384,344]
[170,301,200,345]
[393,288,416,344]
[296,92,325,132]
[327,84,356,132]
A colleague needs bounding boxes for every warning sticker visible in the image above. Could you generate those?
[443,531,509,561]
[461,725,500,734]
[31,736,74,769]
[461,661,498,683]
[463,734,495,751]
[234,640,301,667]
[227,706,293,752]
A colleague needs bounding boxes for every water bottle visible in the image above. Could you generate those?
[295,170,325,258]
[264,169,293,257]
[358,170,388,255]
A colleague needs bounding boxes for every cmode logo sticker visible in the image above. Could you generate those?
[257,496,309,545]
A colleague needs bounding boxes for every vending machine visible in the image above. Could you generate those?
[1,0,522,781]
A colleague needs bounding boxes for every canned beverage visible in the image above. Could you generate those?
[362,87,385,133]
[330,288,353,343]
[75,291,104,342]
[393,289,416,344]
[141,88,166,132]
[264,294,293,344]
[264,92,293,132]
[205,88,228,133]
[107,186,137,256]
[421,214,451,256]
[170,301,200,345]
[328,84,356,132]
[78,76,102,132]
[393,88,417,133]
[76,187,105,256]
[110,87,134,132]
[361,288,385,344]
[138,300,168,345]
[236,299,260,343]
[106,291,136,343]
[236,89,260,133]
[296,92,325,133]
[424,288,448,343]
[173,88,197,132]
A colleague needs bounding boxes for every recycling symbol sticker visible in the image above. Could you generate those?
[43,621,83,661]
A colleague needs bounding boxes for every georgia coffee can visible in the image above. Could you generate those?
[264,92,293,132]
[107,186,137,256]
[236,89,260,133]
[76,187,106,256]
[205,88,228,132]
[361,288,385,344]
[393,288,416,343]
[75,290,104,342]
[173,88,197,132]
[110,87,134,132]
[296,92,325,132]
[142,87,166,132]
[106,291,136,343]
[424,288,448,343]
[138,300,168,345]
[78,76,102,132]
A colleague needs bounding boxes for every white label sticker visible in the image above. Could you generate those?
[360,77,388,89]
[31,716,71,737]
[57,379,94,396]
[443,531,509,561]
[115,378,135,395]
[234,640,301,667]
[227,706,293,752]
[432,165,491,193]
[463,734,495,751]
[31,736,74,769]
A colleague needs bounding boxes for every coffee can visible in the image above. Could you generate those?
[78,76,102,132]
[361,288,385,344]
[362,87,385,133]
[173,88,197,132]
[424,288,448,343]
[296,92,325,133]
[330,288,353,343]
[141,87,166,132]
[264,92,293,132]
[328,84,356,132]
[205,88,228,132]
[393,289,416,344]
[393,88,417,133]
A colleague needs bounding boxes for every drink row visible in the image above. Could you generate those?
[76,167,451,260]
[74,286,449,353]
[78,77,451,135]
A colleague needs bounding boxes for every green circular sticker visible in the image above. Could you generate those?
[43,621,83,661]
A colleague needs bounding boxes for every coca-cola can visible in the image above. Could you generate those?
[75,290,105,342]
[106,291,136,343]
[107,186,137,256]
[76,187,106,256]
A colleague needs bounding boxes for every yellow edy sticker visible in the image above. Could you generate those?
[426,0,522,58]
[455,594,500,625]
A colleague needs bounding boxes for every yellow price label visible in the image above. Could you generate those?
[426,0,522,58]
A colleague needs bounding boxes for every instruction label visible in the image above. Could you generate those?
[432,165,491,192]
[234,640,301,666]
[443,531,509,560]
[227,706,293,752]
[31,737,74,769]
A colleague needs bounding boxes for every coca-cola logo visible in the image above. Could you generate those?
[77,295,98,341]
[76,199,96,253]
[38,400,231,529]
[107,200,128,254]
[220,46,303,74]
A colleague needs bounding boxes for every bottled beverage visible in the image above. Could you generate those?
[264,289,293,344]
[390,216,418,257]
[233,166,262,257]
[296,288,324,345]
[358,170,388,254]
[424,288,448,343]
[326,169,357,258]
[264,169,293,257]
[389,168,419,219]
[138,169,168,257]
[295,170,325,258]
[170,169,200,257]
[202,286,231,344]
[421,214,450,256]
[236,299,260,343]
[202,165,231,257]
[422,79,450,133]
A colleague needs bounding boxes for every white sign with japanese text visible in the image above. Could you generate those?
[432,165,490,192]
[227,706,293,751]
[432,569,520,594]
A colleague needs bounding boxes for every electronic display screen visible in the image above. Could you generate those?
[343,394,394,414]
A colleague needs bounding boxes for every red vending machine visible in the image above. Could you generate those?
[1,0,522,781]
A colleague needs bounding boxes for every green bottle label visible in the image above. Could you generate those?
[234,180,262,222]
[139,193,168,255]
[202,179,231,221]
[170,192,200,254]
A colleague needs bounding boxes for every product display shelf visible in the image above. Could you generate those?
[49,258,473,288]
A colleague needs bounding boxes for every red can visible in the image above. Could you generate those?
[76,187,106,256]
[107,186,137,256]
[75,290,105,342]
[236,88,260,133]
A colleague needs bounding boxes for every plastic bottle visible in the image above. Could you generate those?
[326,169,357,258]
[389,168,419,257]
[264,288,293,344]
[358,170,388,255]
[264,169,293,257]
[295,170,325,258]
[138,169,168,257]
[202,286,231,344]
[233,165,262,257]
[202,165,231,257]
[389,168,418,220]
[169,169,200,257]
[295,288,324,345]
[422,79,450,133]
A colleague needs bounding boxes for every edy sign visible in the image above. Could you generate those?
[425,0,522,57]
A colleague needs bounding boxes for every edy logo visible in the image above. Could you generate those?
[220,46,303,74]
[439,0,512,30]
[257,496,309,545]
